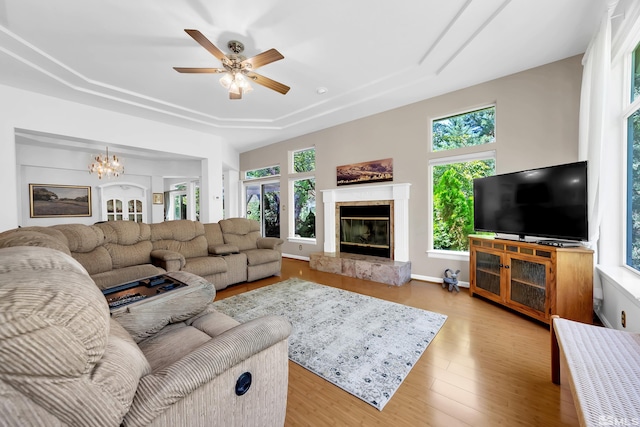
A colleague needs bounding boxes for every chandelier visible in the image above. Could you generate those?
[88,147,124,179]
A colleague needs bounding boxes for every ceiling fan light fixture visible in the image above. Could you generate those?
[221,72,252,96]
[229,81,241,95]
[175,30,289,99]
[219,73,233,89]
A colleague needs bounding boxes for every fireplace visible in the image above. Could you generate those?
[321,183,411,262]
[339,204,391,258]
[313,183,411,285]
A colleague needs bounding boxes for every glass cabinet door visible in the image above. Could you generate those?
[106,198,124,221]
[508,257,547,313]
[475,250,502,296]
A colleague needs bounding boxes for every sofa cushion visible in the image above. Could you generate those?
[203,222,225,247]
[108,240,154,270]
[95,221,152,246]
[0,246,148,426]
[182,256,228,277]
[138,323,211,372]
[219,218,262,251]
[94,319,151,412]
[71,246,113,275]
[93,222,154,270]
[53,224,104,253]
[0,229,71,256]
[151,220,209,258]
[244,248,282,266]
[188,309,241,337]
[0,246,108,374]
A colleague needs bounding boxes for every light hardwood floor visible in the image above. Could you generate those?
[215,258,579,427]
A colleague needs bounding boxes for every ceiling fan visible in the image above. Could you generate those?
[174,29,290,100]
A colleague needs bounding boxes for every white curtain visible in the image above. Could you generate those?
[578,4,615,301]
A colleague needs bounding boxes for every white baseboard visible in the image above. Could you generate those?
[283,253,310,261]
[410,273,470,288]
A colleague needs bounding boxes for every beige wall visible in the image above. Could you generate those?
[241,55,583,282]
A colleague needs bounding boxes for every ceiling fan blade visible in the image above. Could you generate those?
[184,29,227,62]
[173,67,225,73]
[246,72,290,95]
[242,49,284,70]
[229,89,242,100]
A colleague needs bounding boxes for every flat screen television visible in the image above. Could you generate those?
[473,161,588,242]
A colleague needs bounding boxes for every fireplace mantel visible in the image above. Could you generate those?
[321,183,411,262]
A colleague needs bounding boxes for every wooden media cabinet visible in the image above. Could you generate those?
[469,237,593,324]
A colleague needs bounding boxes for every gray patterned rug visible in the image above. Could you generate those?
[212,278,447,410]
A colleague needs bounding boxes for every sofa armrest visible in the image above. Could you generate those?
[124,315,292,427]
[209,244,240,256]
[256,237,284,250]
[150,249,185,271]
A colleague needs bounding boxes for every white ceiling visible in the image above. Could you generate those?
[1,0,606,155]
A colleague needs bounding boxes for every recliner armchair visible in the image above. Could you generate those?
[0,246,291,426]
[218,218,284,282]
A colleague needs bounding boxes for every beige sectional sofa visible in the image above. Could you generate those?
[0,245,291,426]
[0,218,290,426]
[0,218,284,290]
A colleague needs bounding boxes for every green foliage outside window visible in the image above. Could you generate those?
[432,106,496,251]
[433,160,495,251]
[433,107,495,152]
[294,178,315,238]
[245,165,280,179]
[292,148,316,238]
[632,43,640,102]
[293,148,315,173]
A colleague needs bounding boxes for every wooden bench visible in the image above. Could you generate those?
[550,315,640,427]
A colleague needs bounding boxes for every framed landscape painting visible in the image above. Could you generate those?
[336,158,393,186]
[29,184,92,218]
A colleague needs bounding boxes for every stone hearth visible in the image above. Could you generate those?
[309,252,411,286]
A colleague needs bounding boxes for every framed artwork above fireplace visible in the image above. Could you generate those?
[336,158,393,186]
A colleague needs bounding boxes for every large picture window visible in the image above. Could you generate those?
[291,148,316,240]
[431,155,495,251]
[431,106,496,252]
[626,43,640,271]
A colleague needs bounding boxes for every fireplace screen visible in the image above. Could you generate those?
[339,205,391,258]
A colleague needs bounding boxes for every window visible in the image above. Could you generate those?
[293,148,315,173]
[245,165,280,179]
[167,182,199,221]
[291,148,316,239]
[431,107,496,252]
[245,181,280,237]
[432,106,495,152]
[292,178,315,238]
[627,43,640,271]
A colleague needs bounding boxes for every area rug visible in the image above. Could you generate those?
[212,278,447,410]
